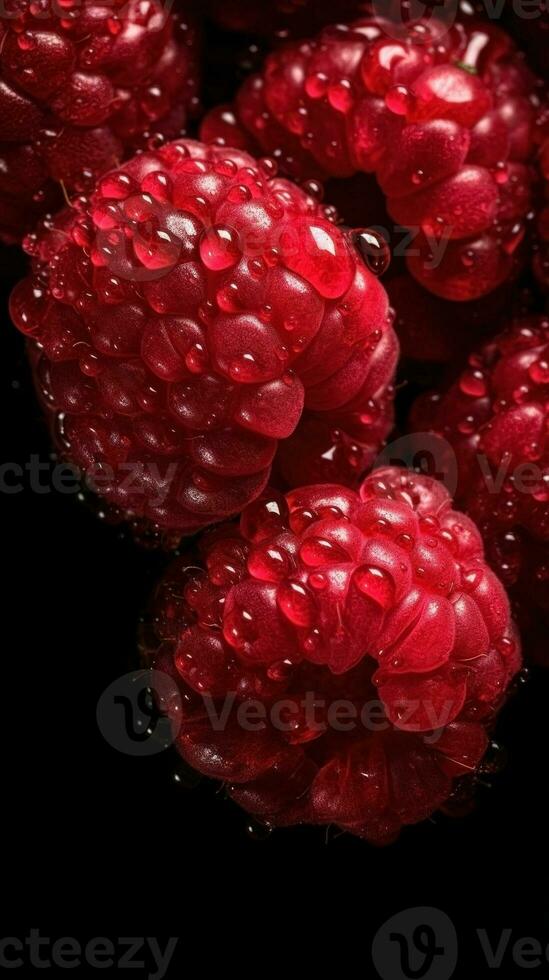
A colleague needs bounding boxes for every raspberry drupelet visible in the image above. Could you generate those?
[411,316,549,664]
[10,140,397,537]
[142,466,521,844]
[0,0,199,243]
[201,14,543,301]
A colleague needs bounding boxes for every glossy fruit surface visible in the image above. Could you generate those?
[11,139,397,536]
[143,466,521,842]
[202,14,543,300]
[411,316,549,663]
[0,0,199,241]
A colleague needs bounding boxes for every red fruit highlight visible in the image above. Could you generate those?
[11,140,397,538]
[0,0,199,242]
[142,467,520,843]
[411,316,549,664]
[202,14,543,301]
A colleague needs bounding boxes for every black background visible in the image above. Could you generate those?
[1,10,548,973]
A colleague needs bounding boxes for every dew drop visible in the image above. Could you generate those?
[200,225,241,271]
[528,359,549,385]
[248,544,292,582]
[277,580,316,627]
[459,368,487,398]
[185,343,208,374]
[300,536,349,566]
[385,84,412,116]
[353,565,395,610]
[351,228,391,276]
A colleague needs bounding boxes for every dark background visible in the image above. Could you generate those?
[2,10,548,972]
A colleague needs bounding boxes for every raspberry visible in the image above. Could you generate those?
[411,316,549,664]
[11,139,397,537]
[0,0,199,243]
[202,14,542,301]
[142,466,520,843]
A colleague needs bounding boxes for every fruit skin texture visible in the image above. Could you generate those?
[0,0,199,243]
[142,467,521,843]
[202,15,541,301]
[11,139,396,537]
[411,317,549,664]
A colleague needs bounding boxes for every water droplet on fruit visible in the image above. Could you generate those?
[216,283,241,312]
[267,658,294,682]
[248,544,292,582]
[185,343,208,374]
[223,604,256,652]
[277,580,316,627]
[300,536,349,566]
[459,369,487,397]
[353,565,395,609]
[493,161,508,185]
[200,225,241,271]
[461,248,476,268]
[351,228,390,276]
[245,819,273,841]
[529,359,549,384]
[385,84,412,116]
[305,72,329,99]
[328,78,353,113]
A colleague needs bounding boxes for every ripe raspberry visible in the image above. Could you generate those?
[411,316,549,664]
[11,139,396,537]
[142,466,520,843]
[0,0,199,243]
[202,14,542,301]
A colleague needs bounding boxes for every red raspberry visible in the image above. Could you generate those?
[0,0,199,243]
[202,14,542,301]
[142,467,520,843]
[11,140,397,537]
[411,316,549,664]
